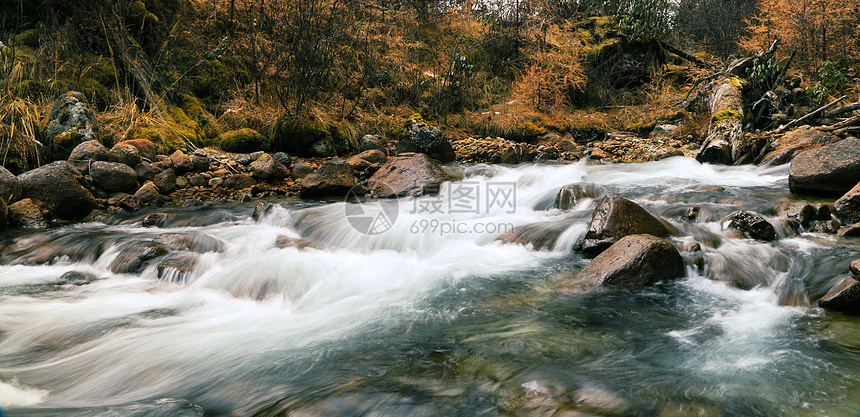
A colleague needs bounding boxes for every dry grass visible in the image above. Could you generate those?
[0,92,45,173]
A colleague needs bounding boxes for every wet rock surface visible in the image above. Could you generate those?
[569,234,685,288]
[581,194,673,256]
[367,153,455,198]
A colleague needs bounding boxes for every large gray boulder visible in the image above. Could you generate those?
[581,194,673,256]
[44,91,101,160]
[395,116,455,162]
[570,234,685,287]
[90,161,138,193]
[757,127,842,166]
[0,165,22,204]
[300,158,356,198]
[367,153,455,198]
[17,161,98,219]
[789,137,860,196]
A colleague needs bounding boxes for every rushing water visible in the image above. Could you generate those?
[1,157,859,417]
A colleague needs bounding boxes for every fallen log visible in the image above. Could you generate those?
[825,101,860,118]
[776,95,848,134]
[818,115,860,133]
[662,42,713,68]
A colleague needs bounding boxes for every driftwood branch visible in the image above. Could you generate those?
[825,101,860,118]
[662,42,713,68]
[776,95,848,134]
[817,115,860,132]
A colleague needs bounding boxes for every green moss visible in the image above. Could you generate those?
[711,110,742,124]
[14,29,39,48]
[130,127,162,142]
[218,128,269,153]
[91,57,118,86]
[498,119,549,143]
[179,94,220,140]
[726,76,747,89]
[274,117,334,156]
[128,1,160,25]
[626,120,656,134]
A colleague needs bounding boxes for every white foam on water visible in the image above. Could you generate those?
[0,157,814,411]
[0,378,49,407]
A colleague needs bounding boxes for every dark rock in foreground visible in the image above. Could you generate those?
[722,211,776,241]
[789,137,860,197]
[18,161,97,220]
[581,194,673,256]
[570,234,685,288]
[818,276,860,314]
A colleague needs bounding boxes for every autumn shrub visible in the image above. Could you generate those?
[743,0,860,78]
[513,24,587,112]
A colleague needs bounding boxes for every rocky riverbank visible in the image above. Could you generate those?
[2,91,860,314]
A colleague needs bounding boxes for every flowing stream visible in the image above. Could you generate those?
[1,157,859,416]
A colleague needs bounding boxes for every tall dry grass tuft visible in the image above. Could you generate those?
[0,92,45,173]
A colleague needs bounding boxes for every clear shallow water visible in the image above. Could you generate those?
[0,157,859,416]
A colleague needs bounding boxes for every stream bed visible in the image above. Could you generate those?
[1,157,859,416]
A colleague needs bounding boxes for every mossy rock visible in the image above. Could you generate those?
[510,120,548,142]
[179,94,220,140]
[626,120,657,135]
[711,110,742,124]
[127,0,160,26]
[14,29,39,48]
[218,129,269,153]
[273,117,338,157]
[129,127,162,143]
[188,59,229,100]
